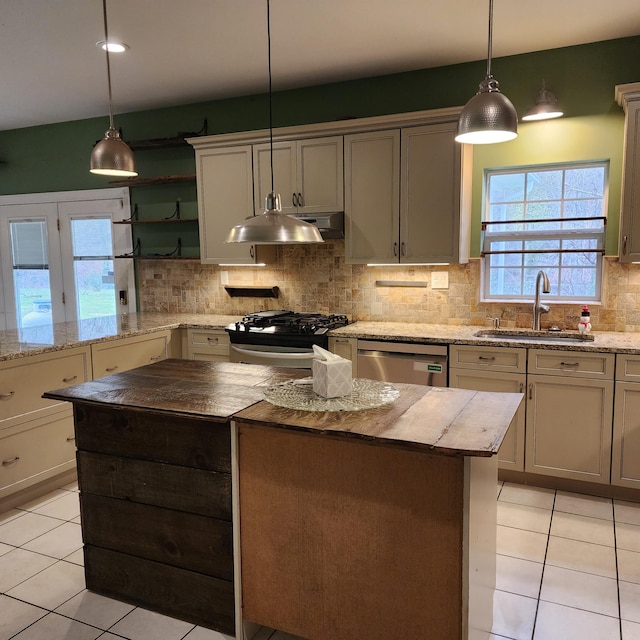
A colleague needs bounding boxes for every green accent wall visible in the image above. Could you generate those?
[0,36,638,255]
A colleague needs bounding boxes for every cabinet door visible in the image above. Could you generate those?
[296,137,344,213]
[253,142,297,214]
[400,122,467,264]
[328,337,358,377]
[525,375,614,483]
[345,130,400,264]
[449,367,525,471]
[612,381,640,488]
[196,146,266,265]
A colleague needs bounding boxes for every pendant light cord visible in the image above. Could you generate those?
[267,0,274,194]
[102,0,115,130]
[485,0,493,79]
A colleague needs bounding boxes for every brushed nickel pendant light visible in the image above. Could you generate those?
[455,0,518,144]
[90,0,137,176]
[522,80,563,121]
[226,0,323,244]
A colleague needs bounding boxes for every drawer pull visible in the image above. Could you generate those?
[529,383,533,400]
[66,436,76,442]
[105,366,119,372]
[478,356,496,361]
[2,456,20,466]
[207,337,219,343]
[62,375,78,383]
[150,356,162,362]
[560,362,579,367]
[0,391,15,400]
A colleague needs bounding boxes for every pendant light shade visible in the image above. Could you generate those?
[225,0,323,245]
[522,82,563,121]
[90,0,137,177]
[456,0,518,145]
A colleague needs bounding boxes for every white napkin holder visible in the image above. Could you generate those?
[312,345,352,398]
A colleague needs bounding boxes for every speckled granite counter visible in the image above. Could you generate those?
[0,313,240,362]
[329,321,640,354]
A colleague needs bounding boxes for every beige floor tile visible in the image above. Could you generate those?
[183,627,234,640]
[63,548,85,566]
[554,491,613,520]
[499,482,555,510]
[32,492,80,521]
[622,619,640,640]
[618,522,640,553]
[0,595,48,639]
[616,501,640,526]
[16,489,67,513]
[0,512,63,546]
[0,508,22,525]
[6,560,85,610]
[550,511,615,547]
[55,589,135,630]
[619,549,640,585]
[10,612,101,640]
[0,541,13,556]
[496,554,543,598]
[545,535,616,578]
[22,521,82,559]
[620,581,640,624]
[497,525,548,563]
[491,589,537,640]
[109,607,196,640]
[533,600,620,640]
[540,565,618,617]
[497,501,552,534]
[0,548,57,592]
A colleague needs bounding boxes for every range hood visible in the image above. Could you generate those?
[287,212,344,239]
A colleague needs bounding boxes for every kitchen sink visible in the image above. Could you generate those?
[473,329,595,343]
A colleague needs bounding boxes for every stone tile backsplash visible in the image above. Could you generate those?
[137,241,640,332]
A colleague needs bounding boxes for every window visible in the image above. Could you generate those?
[0,189,135,340]
[482,162,608,302]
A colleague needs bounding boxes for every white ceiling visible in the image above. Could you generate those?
[1,0,639,132]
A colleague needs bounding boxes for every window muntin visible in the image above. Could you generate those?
[482,162,607,302]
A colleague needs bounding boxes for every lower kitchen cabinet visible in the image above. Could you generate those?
[185,328,230,362]
[525,350,615,484]
[328,336,358,376]
[612,354,640,488]
[74,403,234,634]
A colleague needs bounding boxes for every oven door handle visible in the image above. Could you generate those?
[230,345,313,361]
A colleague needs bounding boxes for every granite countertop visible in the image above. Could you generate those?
[329,321,640,354]
[45,360,521,458]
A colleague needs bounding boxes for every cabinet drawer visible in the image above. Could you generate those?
[187,329,230,361]
[528,349,614,379]
[75,405,231,473]
[450,344,526,373]
[616,354,640,382]
[91,332,170,379]
[0,347,91,428]
[0,412,76,497]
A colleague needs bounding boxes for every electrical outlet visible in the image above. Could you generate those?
[431,272,449,290]
[220,271,229,285]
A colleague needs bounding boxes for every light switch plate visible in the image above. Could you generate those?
[431,271,449,289]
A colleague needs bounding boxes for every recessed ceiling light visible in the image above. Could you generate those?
[96,40,129,53]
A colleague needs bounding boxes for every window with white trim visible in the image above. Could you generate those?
[481,162,608,302]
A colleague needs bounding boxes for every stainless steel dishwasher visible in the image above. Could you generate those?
[356,340,448,386]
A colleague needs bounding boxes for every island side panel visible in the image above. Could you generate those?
[237,422,466,640]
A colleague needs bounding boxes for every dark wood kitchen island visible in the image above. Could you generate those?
[44,359,522,640]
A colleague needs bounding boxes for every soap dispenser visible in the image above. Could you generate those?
[578,306,591,334]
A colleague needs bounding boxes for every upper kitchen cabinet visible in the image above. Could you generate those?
[616,83,640,262]
[345,120,471,264]
[190,143,275,265]
[253,137,344,215]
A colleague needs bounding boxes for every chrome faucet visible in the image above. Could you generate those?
[533,270,551,330]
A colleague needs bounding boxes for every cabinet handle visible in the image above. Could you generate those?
[2,456,20,466]
[297,192,304,207]
[560,362,579,368]
[529,383,533,400]
[0,391,15,400]
[393,242,398,257]
[623,235,628,255]
[250,245,255,259]
[478,356,495,361]
[519,383,523,393]
[292,193,298,207]
[207,337,219,343]
[62,375,78,383]
[401,242,407,256]
[105,366,118,372]
[66,436,76,442]
[150,356,162,362]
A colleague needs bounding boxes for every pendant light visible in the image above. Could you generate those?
[455,0,518,145]
[226,0,323,244]
[90,0,137,176]
[522,80,563,121]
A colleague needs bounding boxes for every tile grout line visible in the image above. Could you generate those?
[612,500,623,640]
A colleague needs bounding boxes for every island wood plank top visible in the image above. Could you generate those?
[44,360,522,457]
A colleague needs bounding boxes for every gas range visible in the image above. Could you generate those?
[226,310,349,349]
